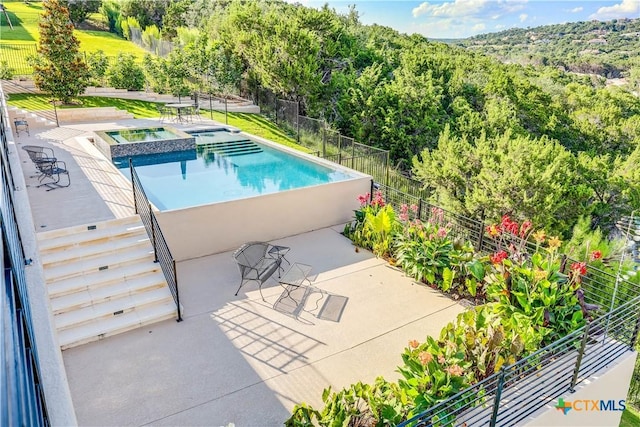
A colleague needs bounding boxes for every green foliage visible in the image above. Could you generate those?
[345,193,399,258]
[141,24,161,51]
[120,16,141,41]
[286,378,406,427]
[483,217,588,345]
[85,50,109,86]
[32,0,89,103]
[61,0,101,25]
[106,52,144,90]
[0,60,15,80]
[100,0,123,36]
[413,126,590,236]
[119,0,168,30]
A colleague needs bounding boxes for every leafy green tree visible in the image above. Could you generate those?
[32,0,89,104]
[100,0,123,35]
[106,53,144,91]
[85,50,109,86]
[413,126,590,235]
[61,0,101,26]
[120,0,169,30]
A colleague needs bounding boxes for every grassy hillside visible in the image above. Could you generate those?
[0,0,146,75]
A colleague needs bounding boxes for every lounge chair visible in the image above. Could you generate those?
[232,241,282,301]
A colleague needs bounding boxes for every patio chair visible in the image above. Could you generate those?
[156,104,172,122]
[36,160,70,191]
[13,117,29,136]
[22,145,56,180]
[232,241,281,301]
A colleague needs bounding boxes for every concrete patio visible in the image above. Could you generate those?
[11,113,466,426]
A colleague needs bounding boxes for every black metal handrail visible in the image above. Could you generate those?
[129,159,182,322]
[0,96,50,423]
[400,294,640,426]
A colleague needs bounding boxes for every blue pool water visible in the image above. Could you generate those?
[106,128,180,144]
[113,131,356,210]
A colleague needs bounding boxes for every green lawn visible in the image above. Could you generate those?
[621,406,640,427]
[0,0,146,74]
[6,93,308,151]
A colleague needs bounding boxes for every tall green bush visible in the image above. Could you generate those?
[106,53,144,91]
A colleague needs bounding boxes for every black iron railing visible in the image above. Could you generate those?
[399,293,640,427]
[0,95,49,424]
[129,159,182,322]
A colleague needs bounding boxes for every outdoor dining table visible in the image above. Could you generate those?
[165,103,195,124]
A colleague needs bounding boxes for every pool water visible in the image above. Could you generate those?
[106,128,180,144]
[113,131,356,211]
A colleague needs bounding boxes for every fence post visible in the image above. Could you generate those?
[370,180,374,201]
[630,313,640,350]
[174,259,182,322]
[322,122,326,157]
[385,152,390,187]
[489,368,507,427]
[418,199,423,221]
[476,212,485,252]
[296,101,300,143]
[52,99,59,127]
[150,204,158,263]
[570,322,591,392]
[129,158,138,214]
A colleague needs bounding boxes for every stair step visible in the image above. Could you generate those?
[49,272,167,315]
[38,222,146,254]
[37,216,143,242]
[44,246,155,283]
[41,233,151,267]
[54,286,173,331]
[47,262,162,298]
[58,301,177,350]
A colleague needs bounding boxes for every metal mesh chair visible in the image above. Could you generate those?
[232,241,281,301]
[13,117,29,136]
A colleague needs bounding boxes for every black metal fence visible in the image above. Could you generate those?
[0,95,49,424]
[0,43,37,77]
[129,160,182,322]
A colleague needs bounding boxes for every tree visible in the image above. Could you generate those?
[106,53,145,91]
[412,126,590,236]
[61,0,101,26]
[32,0,89,104]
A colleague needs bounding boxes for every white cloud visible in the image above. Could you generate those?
[472,23,486,31]
[519,13,528,22]
[570,6,583,13]
[590,0,639,20]
[412,0,527,19]
[495,24,506,29]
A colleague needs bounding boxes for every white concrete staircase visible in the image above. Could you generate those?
[37,216,178,350]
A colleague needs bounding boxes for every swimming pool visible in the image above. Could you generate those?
[113,130,357,211]
[111,129,371,260]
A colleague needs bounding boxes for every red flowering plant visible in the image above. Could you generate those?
[394,206,485,297]
[344,190,399,258]
[484,215,591,345]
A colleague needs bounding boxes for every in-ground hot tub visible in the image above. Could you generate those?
[94,126,195,160]
[113,129,372,260]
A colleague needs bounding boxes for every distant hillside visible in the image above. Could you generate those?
[458,18,640,78]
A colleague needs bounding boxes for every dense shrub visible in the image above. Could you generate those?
[106,53,145,91]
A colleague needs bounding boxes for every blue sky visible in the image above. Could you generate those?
[299,0,640,38]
